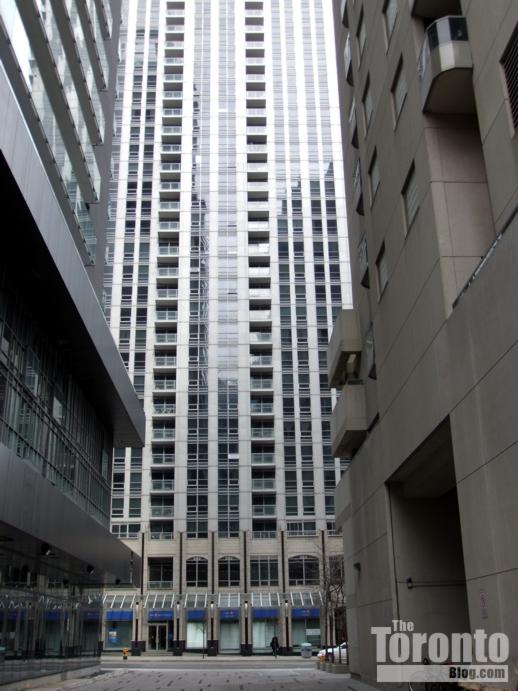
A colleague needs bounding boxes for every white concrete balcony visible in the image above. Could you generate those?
[328,309,362,388]
[418,16,474,114]
[331,384,367,458]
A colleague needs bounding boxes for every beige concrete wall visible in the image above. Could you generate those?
[333,0,518,685]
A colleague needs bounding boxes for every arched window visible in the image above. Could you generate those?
[288,555,319,586]
[218,557,240,587]
[186,557,208,587]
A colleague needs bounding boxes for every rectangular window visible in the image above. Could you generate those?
[369,150,380,204]
[376,243,389,297]
[383,0,398,41]
[402,164,419,229]
[362,77,373,132]
[502,26,518,129]
[391,59,407,121]
[357,10,366,60]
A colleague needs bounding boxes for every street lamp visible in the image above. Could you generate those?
[175,600,181,655]
[209,601,215,655]
[134,600,140,653]
[284,600,289,654]
[244,600,249,655]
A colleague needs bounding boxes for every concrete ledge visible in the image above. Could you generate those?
[0,662,100,690]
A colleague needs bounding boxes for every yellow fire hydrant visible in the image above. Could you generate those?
[122,647,129,660]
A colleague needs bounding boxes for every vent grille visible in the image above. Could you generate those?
[502,28,518,129]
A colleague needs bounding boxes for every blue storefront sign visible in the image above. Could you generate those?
[148,609,174,621]
[186,609,206,621]
[219,608,240,621]
[252,608,278,620]
[106,610,133,622]
[45,610,61,621]
[83,610,100,622]
[291,607,320,620]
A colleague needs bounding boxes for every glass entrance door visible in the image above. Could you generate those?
[148,623,167,651]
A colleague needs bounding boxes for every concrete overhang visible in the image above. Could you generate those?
[331,384,367,458]
[328,309,362,388]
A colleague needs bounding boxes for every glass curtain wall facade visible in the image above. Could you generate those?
[105,0,350,653]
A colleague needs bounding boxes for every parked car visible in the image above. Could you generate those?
[317,642,348,662]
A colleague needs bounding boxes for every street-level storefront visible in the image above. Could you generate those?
[185,609,206,650]
[252,607,278,652]
[291,607,321,649]
[218,608,240,652]
[104,610,132,650]
[147,609,174,651]
[81,610,101,655]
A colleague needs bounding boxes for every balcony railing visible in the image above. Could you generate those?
[252,530,276,539]
[152,428,175,440]
[151,479,175,491]
[252,478,275,490]
[250,378,273,389]
[157,267,179,278]
[152,453,175,465]
[158,245,179,255]
[155,355,176,367]
[154,379,176,390]
[156,310,178,321]
[156,289,178,300]
[252,505,276,516]
[155,332,177,344]
[251,427,274,438]
[250,332,272,343]
[418,16,473,113]
[250,355,272,367]
[153,403,176,414]
[150,531,174,540]
[150,506,174,517]
[251,453,275,465]
[250,401,273,414]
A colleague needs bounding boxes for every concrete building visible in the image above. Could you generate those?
[0,0,144,684]
[332,0,518,685]
[103,0,351,655]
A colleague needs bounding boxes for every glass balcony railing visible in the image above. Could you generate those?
[250,355,272,367]
[252,530,276,539]
[251,453,275,465]
[252,478,275,490]
[155,332,177,344]
[250,401,273,414]
[250,332,272,343]
[151,479,175,491]
[150,531,174,540]
[152,453,175,465]
[157,267,179,278]
[150,506,174,517]
[155,355,177,367]
[252,505,276,516]
[250,378,273,389]
[251,427,274,438]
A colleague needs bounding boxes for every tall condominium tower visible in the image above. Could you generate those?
[0,0,144,685]
[332,0,518,685]
[104,0,350,655]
